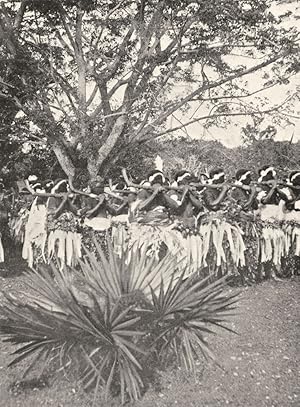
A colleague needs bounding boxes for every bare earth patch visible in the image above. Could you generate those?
[0,272,299,407]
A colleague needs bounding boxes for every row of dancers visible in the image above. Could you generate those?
[1,165,300,281]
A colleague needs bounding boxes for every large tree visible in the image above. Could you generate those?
[0,0,299,181]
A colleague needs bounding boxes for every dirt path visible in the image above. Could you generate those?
[0,276,299,407]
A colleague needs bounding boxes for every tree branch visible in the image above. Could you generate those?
[97,80,112,117]
[100,23,136,82]
[55,29,74,57]
[88,113,128,178]
[12,93,76,177]
[48,64,78,115]
[189,81,282,104]
[74,4,87,142]
[57,4,76,51]
[122,2,166,106]
[86,83,98,107]
[14,0,28,32]
[140,99,294,142]
[137,49,292,140]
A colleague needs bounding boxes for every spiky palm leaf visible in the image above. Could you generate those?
[149,273,239,373]
[0,263,145,404]
[0,239,239,404]
[80,236,183,300]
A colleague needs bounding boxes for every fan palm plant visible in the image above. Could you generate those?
[0,237,239,405]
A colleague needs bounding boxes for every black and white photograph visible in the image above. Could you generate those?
[0,0,299,406]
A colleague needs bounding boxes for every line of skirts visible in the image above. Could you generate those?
[6,203,300,279]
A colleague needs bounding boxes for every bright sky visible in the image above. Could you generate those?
[169,1,300,148]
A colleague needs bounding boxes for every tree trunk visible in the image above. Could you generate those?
[87,114,127,181]
[97,115,127,167]
[87,157,99,182]
[52,140,76,179]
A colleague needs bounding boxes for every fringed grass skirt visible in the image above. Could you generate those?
[198,218,246,277]
[259,224,287,266]
[127,223,181,261]
[22,203,48,268]
[81,227,112,259]
[111,216,129,257]
[256,205,288,278]
[9,208,29,244]
[81,217,112,259]
[47,212,81,269]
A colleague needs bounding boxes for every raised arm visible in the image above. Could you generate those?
[243,186,258,211]
[137,187,161,211]
[66,195,80,215]
[167,186,190,209]
[84,195,106,219]
[107,199,129,216]
[204,185,230,211]
[276,187,294,203]
[53,195,69,219]
[260,184,277,205]
[188,191,204,210]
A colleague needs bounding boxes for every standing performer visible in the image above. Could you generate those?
[281,171,300,276]
[168,170,205,273]
[283,171,300,212]
[169,170,204,228]
[257,166,281,212]
[256,166,286,280]
[230,169,259,283]
[47,179,81,269]
[231,169,258,213]
[200,168,246,278]
[133,170,178,224]
[81,176,126,257]
[128,170,181,260]
[203,168,229,211]
[9,178,37,247]
[22,179,48,268]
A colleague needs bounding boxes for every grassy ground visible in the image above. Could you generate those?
[0,263,299,407]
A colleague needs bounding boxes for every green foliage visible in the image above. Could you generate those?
[138,136,300,180]
[106,141,157,180]
[2,125,299,185]
[0,0,298,179]
[0,241,238,404]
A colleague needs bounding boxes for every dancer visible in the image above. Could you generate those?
[201,168,246,278]
[203,168,229,211]
[169,170,205,273]
[281,171,300,276]
[169,170,204,228]
[47,179,81,268]
[230,169,259,283]
[132,170,178,223]
[22,179,48,267]
[256,166,286,280]
[231,169,258,213]
[81,176,126,257]
[128,170,180,260]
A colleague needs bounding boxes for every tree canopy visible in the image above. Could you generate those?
[0,0,299,181]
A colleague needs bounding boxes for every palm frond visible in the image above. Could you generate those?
[0,238,239,404]
[81,239,182,301]
[149,273,240,371]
